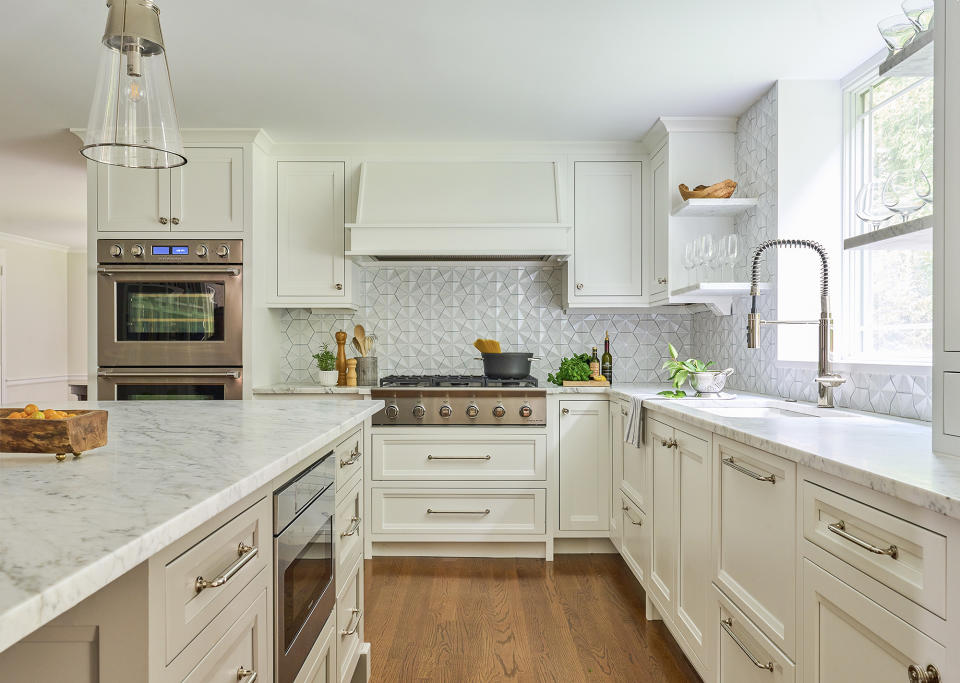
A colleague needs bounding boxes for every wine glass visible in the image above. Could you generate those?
[915,169,933,205]
[723,234,739,281]
[902,0,934,31]
[681,242,696,280]
[878,14,918,53]
[883,170,927,222]
[856,181,895,231]
[699,234,714,282]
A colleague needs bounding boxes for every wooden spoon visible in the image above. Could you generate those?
[354,325,367,357]
[352,337,363,356]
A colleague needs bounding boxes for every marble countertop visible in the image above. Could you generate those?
[0,398,383,655]
[254,384,373,395]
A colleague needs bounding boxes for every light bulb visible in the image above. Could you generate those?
[126,78,145,103]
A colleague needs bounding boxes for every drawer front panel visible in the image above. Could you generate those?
[294,610,336,683]
[716,587,795,683]
[337,559,364,683]
[372,433,546,480]
[335,480,363,597]
[802,482,946,617]
[371,489,546,535]
[163,497,271,664]
[715,437,797,658]
[620,492,648,588]
[335,427,363,491]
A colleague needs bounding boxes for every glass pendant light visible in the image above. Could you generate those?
[81,0,186,168]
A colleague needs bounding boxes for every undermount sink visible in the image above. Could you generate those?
[693,404,857,419]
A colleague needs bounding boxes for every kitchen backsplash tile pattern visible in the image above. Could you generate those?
[692,85,932,421]
[278,266,694,386]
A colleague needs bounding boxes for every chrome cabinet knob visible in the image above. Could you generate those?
[576,283,584,290]
[492,405,506,418]
[465,404,480,418]
[196,245,208,257]
[216,244,230,258]
[412,404,426,419]
[335,283,344,290]
[171,217,180,225]
[520,405,533,418]
[561,407,570,415]
[109,244,123,257]
[384,404,399,420]
[159,216,168,225]
[657,277,668,285]
[908,665,941,683]
[439,404,452,418]
[130,244,144,257]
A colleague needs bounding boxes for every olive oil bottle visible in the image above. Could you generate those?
[601,332,613,383]
[590,347,601,379]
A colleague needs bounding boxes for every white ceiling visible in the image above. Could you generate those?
[0,0,900,247]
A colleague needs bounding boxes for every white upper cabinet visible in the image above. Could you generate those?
[650,146,669,299]
[570,161,644,300]
[171,147,244,232]
[558,399,610,532]
[96,146,245,233]
[275,161,346,300]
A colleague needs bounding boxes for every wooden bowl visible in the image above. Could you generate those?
[679,179,738,200]
[0,409,108,460]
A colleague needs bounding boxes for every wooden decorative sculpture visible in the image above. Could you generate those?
[679,179,738,200]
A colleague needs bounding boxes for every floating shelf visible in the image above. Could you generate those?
[879,29,933,79]
[843,214,932,252]
[672,198,759,217]
[670,282,772,298]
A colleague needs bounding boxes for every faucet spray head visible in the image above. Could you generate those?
[747,312,760,349]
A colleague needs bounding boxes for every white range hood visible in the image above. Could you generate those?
[345,161,572,261]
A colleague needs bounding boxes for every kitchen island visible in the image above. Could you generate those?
[0,398,382,681]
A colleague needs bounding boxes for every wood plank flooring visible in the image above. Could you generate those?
[363,555,702,682]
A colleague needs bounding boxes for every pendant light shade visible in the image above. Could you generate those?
[81,0,186,169]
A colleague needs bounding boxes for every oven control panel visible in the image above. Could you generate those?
[97,239,243,265]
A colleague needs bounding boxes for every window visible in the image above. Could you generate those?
[843,72,933,364]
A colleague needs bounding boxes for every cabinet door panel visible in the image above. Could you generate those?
[802,559,945,683]
[620,493,648,588]
[650,148,669,298]
[648,419,676,612]
[97,164,169,231]
[573,161,643,297]
[610,401,625,546]
[277,161,345,297]
[558,400,610,531]
[172,147,243,231]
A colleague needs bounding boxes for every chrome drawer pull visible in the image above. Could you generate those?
[426,508,491,515]
[427,454,491,460]
[340,445,361,467]
[236,667,257,682]
[195,542,258,593]
[340,515,361,538]
[827,520,898,559]
[621,504,643,526]
[341,608,363,636]
[721,618,774,672]
[660,438,678,448]
[722,457,776,484]
[908,664,941,682]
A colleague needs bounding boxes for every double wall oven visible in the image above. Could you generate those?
[96,239,243,400]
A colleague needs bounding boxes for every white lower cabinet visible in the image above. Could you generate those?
[558,400,610,531]
[337,559,365,683]
[610,400,626,549]
[648,417,677,614]
[801,559,945,683]
[619,492,648,587]
[716,587,794,683]
[371,488,546,535]
[294,610,337,683]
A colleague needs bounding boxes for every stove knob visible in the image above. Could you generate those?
[384,404,400,420]
[216,244,230,258]
[109,244,123,257]
[465,403,480,419]
[412,404,426,419]
[130,244,144,257]
[439,404,452,418]
[195,244,208,257]
[492,405,506,418]
[519,404,533,418]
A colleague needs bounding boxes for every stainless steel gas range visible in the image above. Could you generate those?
[371,375,546,426]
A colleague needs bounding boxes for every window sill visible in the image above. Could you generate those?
[775,359,932,375]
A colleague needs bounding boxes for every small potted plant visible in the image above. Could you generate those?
[659,343,734,398]
[312,344,339,386]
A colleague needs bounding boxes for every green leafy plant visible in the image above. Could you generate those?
[312,343,337,372]
[547,353,593,386]
[657,389,688,399]
[661,343,713,392]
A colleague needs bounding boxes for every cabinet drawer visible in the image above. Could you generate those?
[802,482,946,618]
[337,559,364,683]
[335,480,363,598]
[335,427,363,491]
[802,559,945,683]
[371,489,546,535]
[715,437,797,658]
[371,432,546,480]
[620,492,648,587]
[716,587,794,683]
[162,497,270,664]
[294,609,337,683]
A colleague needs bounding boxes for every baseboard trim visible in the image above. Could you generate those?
[371,538,616,559]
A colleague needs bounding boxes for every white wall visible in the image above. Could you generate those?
[67,251,87,379]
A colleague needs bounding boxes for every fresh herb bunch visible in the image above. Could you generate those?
[547,353,593,386]
[312,343,337,372]
[659,343,713,394]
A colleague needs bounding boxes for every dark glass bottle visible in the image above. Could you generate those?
[601,332,613,383]
[590,347,600,379]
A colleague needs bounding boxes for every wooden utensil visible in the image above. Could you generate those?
[0,409,108,461]
[352,337,363,356]
[335,331,348,385]
[354,325,367,357]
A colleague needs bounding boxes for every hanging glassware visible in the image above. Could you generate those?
[81,0,186,169]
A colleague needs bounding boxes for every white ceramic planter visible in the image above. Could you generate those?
[318,370,339,386]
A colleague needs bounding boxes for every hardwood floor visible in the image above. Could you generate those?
[363,555,702,682]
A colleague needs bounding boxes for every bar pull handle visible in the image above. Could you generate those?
[426,508,491,515]
[195,542,258,593]
[341,608,363,636]
[340,516,361,538]
[340,445,361,467]
[427,454,491,460]
[722,457,776,484]
[236,667,257,682]
[721,617,774,672]
[827,520,898,559]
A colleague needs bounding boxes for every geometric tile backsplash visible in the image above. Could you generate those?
[279,84,932,422]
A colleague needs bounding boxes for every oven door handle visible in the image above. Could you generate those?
[97,265,240,276]
[98,370,241,379]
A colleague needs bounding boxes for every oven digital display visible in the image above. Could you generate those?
[151,246,171,255]
[172,246,189,255]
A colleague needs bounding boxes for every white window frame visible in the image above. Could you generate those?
[838,52,933,370]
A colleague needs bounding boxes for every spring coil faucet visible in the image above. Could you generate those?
[747,239,846,408]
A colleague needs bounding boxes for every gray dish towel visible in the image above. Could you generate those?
[624,395,644,447]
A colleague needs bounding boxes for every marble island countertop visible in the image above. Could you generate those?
[0,398,383,655]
